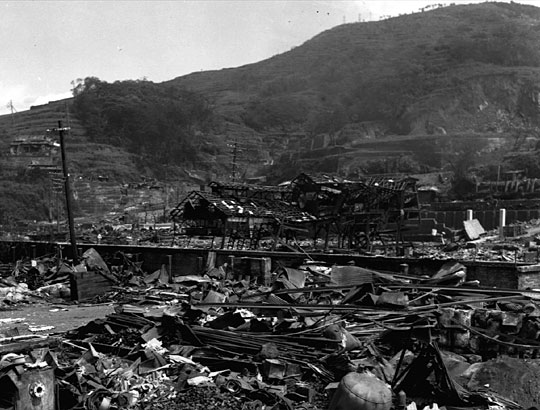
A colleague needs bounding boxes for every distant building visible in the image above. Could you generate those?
[7,135,60,170]
[9,135,59,157]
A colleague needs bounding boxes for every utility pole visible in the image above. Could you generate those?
[229,138,239,182]
[6,100,16,128]
[56,120,78,264]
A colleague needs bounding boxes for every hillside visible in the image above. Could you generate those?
[171,2,540,130]
[0,99,199,228]
[168,1,540,178]
[2,1,540,223]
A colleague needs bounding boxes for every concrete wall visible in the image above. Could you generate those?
[0,240,526,290]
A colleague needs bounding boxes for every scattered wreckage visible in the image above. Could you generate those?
[0,248,539,409]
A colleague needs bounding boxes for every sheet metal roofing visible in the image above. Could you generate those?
[171,191,316,223]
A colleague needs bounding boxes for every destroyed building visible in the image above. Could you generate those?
[169,189,316,250]
[5,135,61,174]
[170,173,421,252]
[9,135,59,157]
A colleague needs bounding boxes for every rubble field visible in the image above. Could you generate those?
[1,245,540,410]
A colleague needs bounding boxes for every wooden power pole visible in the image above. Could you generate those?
[6,100,16,128]
[57,120,78,264]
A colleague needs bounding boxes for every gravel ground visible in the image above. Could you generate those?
[0,302,116,336]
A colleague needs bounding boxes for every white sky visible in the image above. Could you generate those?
[1,0,539,115]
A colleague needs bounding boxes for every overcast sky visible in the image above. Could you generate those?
[1,0,538,115]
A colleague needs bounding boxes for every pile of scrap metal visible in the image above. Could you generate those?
[6,255,540,409]
[4,249,123,304]
[169,173,420,252]
[0,254,73,306]
[0,248,129,306]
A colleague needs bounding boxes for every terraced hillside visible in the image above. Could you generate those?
[0,100,197,227]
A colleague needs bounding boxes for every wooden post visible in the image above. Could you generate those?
[58,120,78,264]
[271,219,284,251]
[324,222,330,251]
[168,254,173,282]
[221,219,228,249]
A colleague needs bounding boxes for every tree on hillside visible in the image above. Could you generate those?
[71,77,214,166]
[442,137,485,199]
[305,105,348,144]
[242,95,310,132]
[71,77,109,139]
[447,22,540,67]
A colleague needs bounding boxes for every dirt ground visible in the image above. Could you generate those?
[464,356,540,408]
[0,302,116,336]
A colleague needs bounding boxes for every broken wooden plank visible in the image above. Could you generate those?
[0,336,60,355]
[70,270,115,301]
